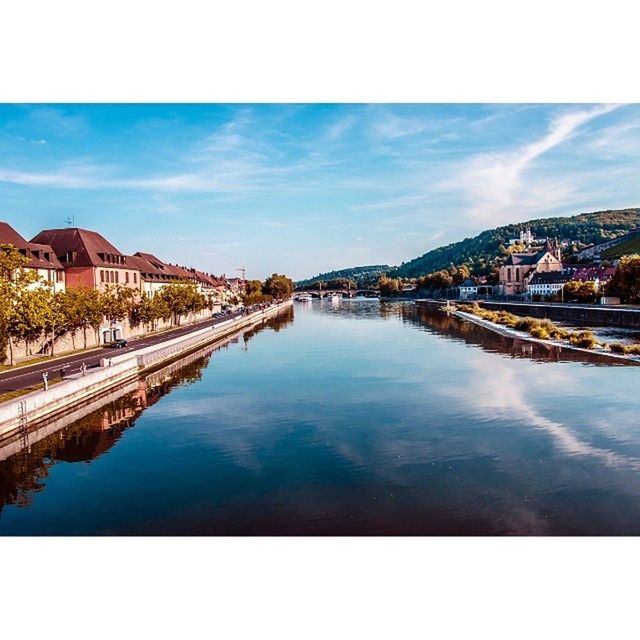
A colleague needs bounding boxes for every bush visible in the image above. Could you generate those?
[625,344,640,355]
[609,343,626,354]
[569,330,598,349]
[530,325,551,340]
[514,317,537,331]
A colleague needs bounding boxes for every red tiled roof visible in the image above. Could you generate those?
[30,228,132,269]
[1,221,63,270]
[571,266,617,281]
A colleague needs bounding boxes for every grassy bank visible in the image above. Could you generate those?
[454,302,640,355]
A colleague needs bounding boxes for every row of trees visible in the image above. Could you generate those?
[0,244,216,365]
[378,265,475,296]
[243,274,294,305]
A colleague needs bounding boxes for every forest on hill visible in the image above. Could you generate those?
[390,208,640,278]
[296,265,390,289]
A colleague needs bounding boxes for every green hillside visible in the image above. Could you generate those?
[391,208,640,278]
[296,265,390,288]
[602,232,640,259]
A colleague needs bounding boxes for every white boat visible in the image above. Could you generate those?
[326,292,342,301]
[296,292,312,302]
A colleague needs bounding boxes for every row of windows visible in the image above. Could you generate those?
[99,270,138,285]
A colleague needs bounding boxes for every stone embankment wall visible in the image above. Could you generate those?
[417,298,640,328]
[480,301,640,328]
[0,301,292,440]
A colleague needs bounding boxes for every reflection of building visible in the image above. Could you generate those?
[499,240,563,295]
[0,222,65,292]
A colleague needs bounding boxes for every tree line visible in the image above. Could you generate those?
[0,244,217,365]
[243,273,294,305]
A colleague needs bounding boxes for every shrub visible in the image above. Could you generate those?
[514,317,537,331]
[625,344,640,355]
[569,330,598,349]
[530,325,551,340]
[609,343,627,354]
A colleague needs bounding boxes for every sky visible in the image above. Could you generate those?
[0,103,639,280]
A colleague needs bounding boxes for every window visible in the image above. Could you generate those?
[100,270,105,282]
[507,268,512,281]
[115,271,119,283]
[110,271,114,283]
[134,272,138,284]
[516,268,520,281]
[125,272,129,284]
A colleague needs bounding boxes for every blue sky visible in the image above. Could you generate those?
[0,103,638,280]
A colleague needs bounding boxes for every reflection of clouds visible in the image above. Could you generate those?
[447,354,640,471]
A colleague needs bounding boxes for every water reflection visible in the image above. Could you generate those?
[0,308,294,515]
[1,300,640,535]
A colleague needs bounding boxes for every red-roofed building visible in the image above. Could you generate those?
[31,227,141,292]
[0,221,65,292]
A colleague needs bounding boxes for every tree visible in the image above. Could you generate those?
[157,283,206,325]
[563,280,598,303]
[101,284,137,325]
[607,255,640,303]
[0,244,38,364]
[243,280,270,305]
[378,275,402,295]
[264,273,294,299]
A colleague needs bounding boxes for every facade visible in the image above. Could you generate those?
[0,221,65,292]
[499,241,563,295]
[31,228,141,292]
[527,271,572,299]
[458,278,477,299]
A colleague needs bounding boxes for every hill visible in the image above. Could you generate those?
[601,232,640,260]
[390,208,640,278]
[296,265,391,288]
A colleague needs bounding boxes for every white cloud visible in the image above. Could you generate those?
[442,104,622,226]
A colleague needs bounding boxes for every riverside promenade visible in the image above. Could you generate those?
[0,310,248,395]
[0,300,292,440]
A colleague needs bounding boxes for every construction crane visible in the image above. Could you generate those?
[236,267,246,281]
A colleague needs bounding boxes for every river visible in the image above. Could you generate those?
[1,299,639,535]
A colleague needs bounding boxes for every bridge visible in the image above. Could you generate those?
[294,289,379,299]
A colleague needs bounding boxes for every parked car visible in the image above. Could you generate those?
[108,338,128,348]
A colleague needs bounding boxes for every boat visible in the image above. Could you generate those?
[296,292,312,302]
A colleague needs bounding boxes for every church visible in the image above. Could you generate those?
[498,239,563,295]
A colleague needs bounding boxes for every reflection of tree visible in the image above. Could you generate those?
[243,306,294,346]
[0,305,297,514]
[404,303,628,367]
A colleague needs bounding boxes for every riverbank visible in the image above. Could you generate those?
[0,300,293,441]
[449,307,640,365]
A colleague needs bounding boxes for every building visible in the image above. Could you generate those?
[31,227,142,292]
[0,221,65,292]
[508,227,537,247]
[527,271,572,299]
[570,265,617,289]
[458,278,478,299]
[499,240,563,295]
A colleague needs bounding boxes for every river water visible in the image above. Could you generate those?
[1,299,640,535]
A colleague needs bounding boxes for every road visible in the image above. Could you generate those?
[0,311,245,394]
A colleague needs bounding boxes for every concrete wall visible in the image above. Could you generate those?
[482,300,640,328]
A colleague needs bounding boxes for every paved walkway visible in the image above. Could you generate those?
[0,311,244,394]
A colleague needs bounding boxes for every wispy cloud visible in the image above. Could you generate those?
[441,104,622,226]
